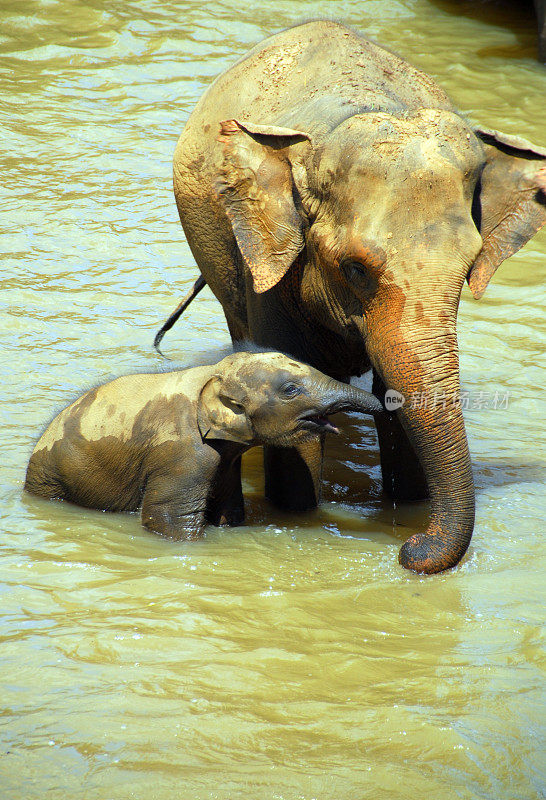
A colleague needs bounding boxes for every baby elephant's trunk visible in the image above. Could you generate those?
[322,380,384,416]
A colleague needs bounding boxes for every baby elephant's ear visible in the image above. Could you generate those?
[197,377,253,444]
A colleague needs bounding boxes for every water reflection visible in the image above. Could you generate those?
[428,0,539,60]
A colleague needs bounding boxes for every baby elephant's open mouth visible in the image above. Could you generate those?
[299,413,340,434]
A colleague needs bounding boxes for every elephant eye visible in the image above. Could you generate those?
[341,259,379,295]
[280,382,303,398]
[343,260,368,279]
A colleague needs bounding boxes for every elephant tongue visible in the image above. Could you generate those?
[315,415,340,434]
[300,413,340,434]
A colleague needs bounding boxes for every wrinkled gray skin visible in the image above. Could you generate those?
[170,21,546,573]
[25,352,382,540]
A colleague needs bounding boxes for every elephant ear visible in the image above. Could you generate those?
[215,119,311,293]
[468,127,546,299]
[197,376,253,444]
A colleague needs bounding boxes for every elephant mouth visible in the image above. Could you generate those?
[299,413,340,435]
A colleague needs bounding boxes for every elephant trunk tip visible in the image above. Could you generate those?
[398,531,471,575]
[327,388,385,417]
[370,395,386,415]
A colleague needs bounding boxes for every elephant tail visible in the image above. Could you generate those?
[154,275,207,356]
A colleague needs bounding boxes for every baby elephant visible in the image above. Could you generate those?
[25,351,383,540]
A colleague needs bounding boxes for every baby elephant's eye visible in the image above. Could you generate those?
[280,382,303,398]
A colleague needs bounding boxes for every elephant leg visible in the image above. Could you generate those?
[206,455,245,526]
[372,370,429,502]
[225,312,248,344]
[264,436,324,512]
[243,291,327,512]
[141,474,208,540]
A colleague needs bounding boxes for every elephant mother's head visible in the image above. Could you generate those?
[215,112,546,573]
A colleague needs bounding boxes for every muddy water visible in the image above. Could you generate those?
[1,1,545,798]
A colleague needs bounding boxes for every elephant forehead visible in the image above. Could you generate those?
[257,352,308,370]
[321,110,480,180]
[233,352,310,380]
[344,108,475,143]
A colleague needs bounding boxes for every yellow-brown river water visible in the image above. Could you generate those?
[1,1,545,798]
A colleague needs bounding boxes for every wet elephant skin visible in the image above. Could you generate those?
[170,20,546,573]
[25,351,382,540]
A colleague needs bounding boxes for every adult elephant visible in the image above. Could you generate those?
[166,21,546,574]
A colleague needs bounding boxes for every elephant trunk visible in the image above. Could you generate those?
[320,379,384,416]
[368,325,475,574]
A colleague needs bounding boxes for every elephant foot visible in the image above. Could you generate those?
[398,531,465,575]
[214,504,245,527]
[206,494,245,527]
